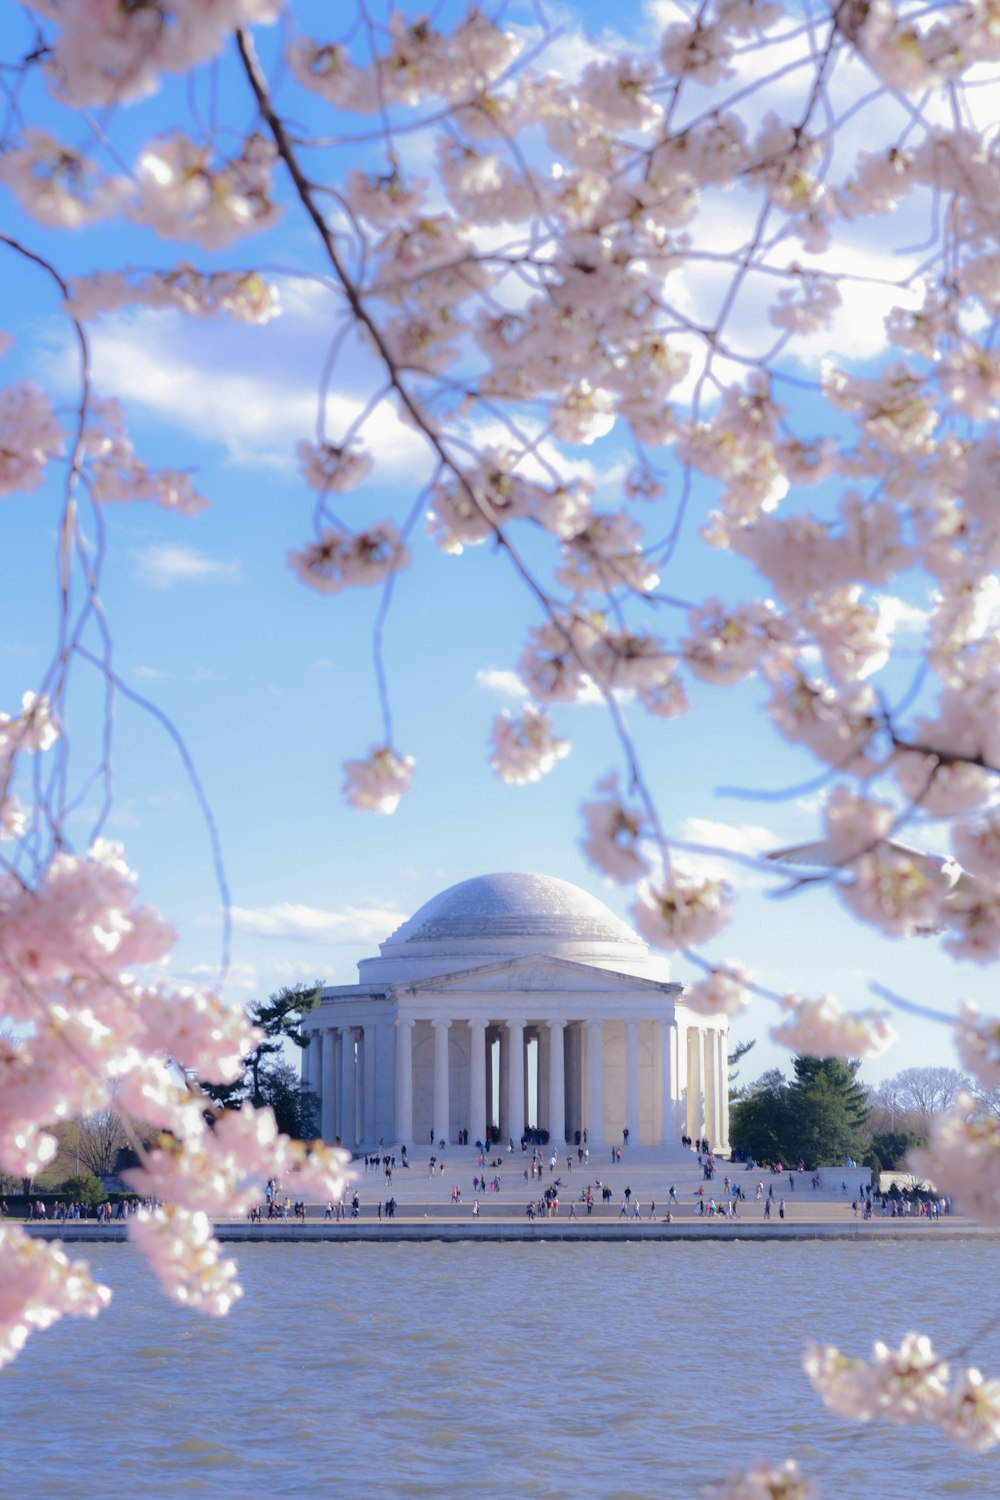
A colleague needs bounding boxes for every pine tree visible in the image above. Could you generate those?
[786,1057,870,1169]
[201,983,322,1139]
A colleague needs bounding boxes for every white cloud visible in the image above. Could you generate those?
[177,957,329,996]
[134,662,223,682]
[38,278,429,476]
[71,284,432,476]
[474,665,610,708]
[136,543,240,588]
[476,666,529,700]
[875,594,930,643]
[671,816,780,888]
[231,902,406,945]
[679,817,779,858]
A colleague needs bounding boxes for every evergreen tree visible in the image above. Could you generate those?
[256,1060,321,1140]
[729,1069,791,1163]
[785,1057,870,1169]
[727,1038,756,1092]
[201,983,322,1139]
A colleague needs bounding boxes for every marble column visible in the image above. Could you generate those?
[340,1027,356,1148]
[703,1030,717,1150]
[506,1019,525,1142]
[432,1018,450,1143]
[469,1019,487,1146]
[586,1020,604,1147]
[660,1020,677,1146]
[363,1026,376,1144]
[690,1027,705,1140]
[301,1033,316,1094]
[625,1020,640,1145]
[714,1029,727,1150]
[547,1020,566,1146]
[395,1019,414,1146]
[320,1029,336,1143]
[719,1030,731,1152]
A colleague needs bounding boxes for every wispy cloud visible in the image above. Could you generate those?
[136,543,240,588]
[56,281,432,476]
[875,594,929,644]
[231,902,406,945]
[476,667,529,700]
[134,662,223,683]
[671,816,780,888]
[475,665,608,707]
[177,957,329,995]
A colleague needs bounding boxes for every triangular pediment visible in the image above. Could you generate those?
[389,955,681,998]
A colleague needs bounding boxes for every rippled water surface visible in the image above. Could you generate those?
[3,1239,998,1499]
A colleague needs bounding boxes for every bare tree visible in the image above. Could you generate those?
[71,1111,129,1179]
[868,1077,909,1134]
[972,1086,1000,1122]
[890,1067,972,1123]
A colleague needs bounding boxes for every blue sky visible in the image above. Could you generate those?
[1,0,989,1088]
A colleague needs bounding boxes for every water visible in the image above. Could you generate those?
[2,1239,998,1499]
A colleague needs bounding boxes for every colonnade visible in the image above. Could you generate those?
[303,1013,728,1154]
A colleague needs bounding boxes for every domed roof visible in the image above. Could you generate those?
[356,871,667,986]
[386,872,641,947]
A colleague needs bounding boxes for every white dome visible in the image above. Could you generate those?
[387,872,641,946]
[358,872,667,984]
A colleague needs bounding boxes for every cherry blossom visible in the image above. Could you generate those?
[30,0,282,107]
[765,671,880,774]
[489,705,570,785]
[558,513,659,597]
[631,871,731,949]
[84,400,208,514]
[66,267,281,323]
[937,1368,1000,1452]
[131,132,281,249]
[0,1227,111,1368]
[580,775,652,884]
[288,522,410,594]
[518,619,600,705]
[838,846,948,938]
[0,129,130,227]
[0,381,64,496]
[710,1458,821,1499]
[910,1099,1000,1224]
[942,886,1000,963]
[128,1207,242,1316]
[805,1333,1000,1452]
[820,787,895,865]
[954,1003,1000,1089]
[681,600,791,687]
[342,745,415,814]
[771,995,897,1060]
[683,965,751,1018]
[805,1333,949,1426]
[297,440,373,495]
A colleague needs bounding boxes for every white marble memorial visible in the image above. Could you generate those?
[301,872,729,1156]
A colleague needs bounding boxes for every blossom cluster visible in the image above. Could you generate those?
[0,1227,111,1369]
[805,1334,1000,1453]
[2,125,281,247]
[909,1095,1000,1225]
[66,267,281,324]
[771,995,898,1061]
[0,831,347,1331]
[708,1458,820,1499]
